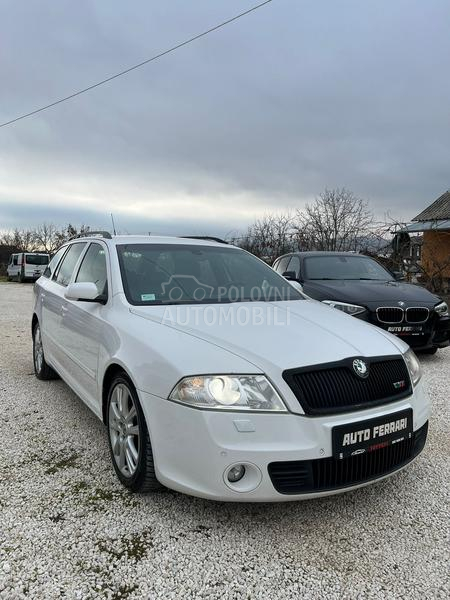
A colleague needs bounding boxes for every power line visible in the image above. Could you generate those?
[0,0,273,129]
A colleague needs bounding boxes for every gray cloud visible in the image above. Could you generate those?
[0,199,246,239]
[1,0,449,233]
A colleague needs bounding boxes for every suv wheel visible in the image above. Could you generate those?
[33,322,59,380]
[107,375,162,493]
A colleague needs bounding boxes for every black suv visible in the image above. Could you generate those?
[273,251,450,354]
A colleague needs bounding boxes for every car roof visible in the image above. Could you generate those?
[69,235,233,248]
[288,251,367,258]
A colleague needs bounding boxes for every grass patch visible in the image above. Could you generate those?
[70,481,139,511]
[111,584,139,599]
[72,480,89,493]
[44,453,78,474]
[87,488,115,503]
[96,529,153,561]
[49,513,65,523]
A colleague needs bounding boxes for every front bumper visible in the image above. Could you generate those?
[364,311,450,350]
[138,379,430,502]
[433,315,450,348]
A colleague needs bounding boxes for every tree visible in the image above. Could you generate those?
[0,223,91,255]
[0,228,37,252]
[50,223,90,252]
[295,188,373,252]
[32,223,58,253]
[231,212,297,261]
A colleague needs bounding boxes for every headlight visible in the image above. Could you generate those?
[322,300,366,316]
[169,375,287,412]
[435,301,449,317]
[403,348,422,387]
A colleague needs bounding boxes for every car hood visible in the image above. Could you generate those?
[130,299,406,373]
[303,279,440,304]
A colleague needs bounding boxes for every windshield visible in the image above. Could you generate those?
[304,255,393,280]
[25,254,49,265]
[117,244,302,305]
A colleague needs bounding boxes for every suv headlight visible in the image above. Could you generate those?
[403,348,422,387]
[322,300,366,316]
[435,301,449,317]
[169,375,287,412]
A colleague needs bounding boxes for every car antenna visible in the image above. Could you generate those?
[110,213,117,236]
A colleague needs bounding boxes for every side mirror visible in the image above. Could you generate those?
[65,282,104,303]
[282,270,297,281]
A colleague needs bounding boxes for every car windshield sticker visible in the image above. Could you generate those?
[141,293,156,301]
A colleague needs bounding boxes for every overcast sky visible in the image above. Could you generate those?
[1,0,449,237]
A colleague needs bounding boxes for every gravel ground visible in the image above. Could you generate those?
[0,282,449,599]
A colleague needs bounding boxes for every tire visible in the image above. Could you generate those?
[33,321,59,380]
[18,270,24,283]
[7,275,12,282]
[107,375,162,493]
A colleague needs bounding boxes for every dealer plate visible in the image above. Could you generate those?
[387,325,423,335]
[332,409,413,459]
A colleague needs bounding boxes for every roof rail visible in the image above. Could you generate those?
[69,230,112,241]
[180,236,228,244]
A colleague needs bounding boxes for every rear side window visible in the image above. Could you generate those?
[12,255,18,266]
[43,246,68,279]
[274,256,290,274]
[288,256,301,278]
[75,243,108,296]
[54,243,86,286]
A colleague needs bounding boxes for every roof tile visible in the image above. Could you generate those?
[413,190,450,221]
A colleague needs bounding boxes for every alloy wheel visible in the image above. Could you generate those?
[34,325,44,373]
[108,383,140,477]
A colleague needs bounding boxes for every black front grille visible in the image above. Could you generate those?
[283,356,411,415]
[268,422,428,494]
[405,307,429,323]
[377,307,403,323]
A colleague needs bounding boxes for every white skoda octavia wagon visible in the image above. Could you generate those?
[32,233,429,501]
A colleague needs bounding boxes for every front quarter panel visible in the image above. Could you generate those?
[99,295,260,402]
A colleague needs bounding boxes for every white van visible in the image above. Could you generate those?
[7,252,50,282]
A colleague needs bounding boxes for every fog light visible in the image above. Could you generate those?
[227,464,246,483]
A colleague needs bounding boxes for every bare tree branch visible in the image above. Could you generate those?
[294,188,374,252]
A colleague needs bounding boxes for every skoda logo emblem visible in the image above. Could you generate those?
[353,359,369,378]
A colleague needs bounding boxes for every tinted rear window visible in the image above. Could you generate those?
[43,247,68,279]
[54,243,86,286]
[25,254,49,265]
